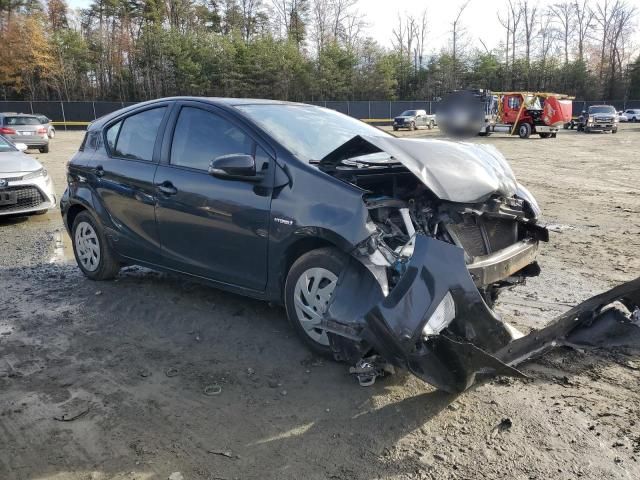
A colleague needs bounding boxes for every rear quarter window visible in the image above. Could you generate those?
[107,107,166,161]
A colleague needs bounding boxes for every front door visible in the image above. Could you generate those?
[154,103,272,291]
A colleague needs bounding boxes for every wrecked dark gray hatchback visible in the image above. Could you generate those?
[62,99,640,393]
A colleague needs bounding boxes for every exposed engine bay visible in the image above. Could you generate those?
[315,135,640,393]
[328,163,547,305]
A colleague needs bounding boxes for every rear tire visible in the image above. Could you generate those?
[428,120,434,130]
[284,247,347,356]
[518,123,532,139]
[71,211,121,280]
[393,126,398,131]
[39,145,49,153]
[411,122,416,131]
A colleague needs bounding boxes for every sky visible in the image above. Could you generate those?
[66,0,640,54]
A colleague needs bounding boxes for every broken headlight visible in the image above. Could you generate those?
[422,291,456,337]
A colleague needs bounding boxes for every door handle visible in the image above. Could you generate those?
[94,165,104,177]
[156,181,178,196]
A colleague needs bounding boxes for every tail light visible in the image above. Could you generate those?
[37,127,47,134]
[0,127,16,134]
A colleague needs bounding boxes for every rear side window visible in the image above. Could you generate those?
[106,121,121,151]
[5,116,40,126]
[170,106,254,171]
[107,107,166,161]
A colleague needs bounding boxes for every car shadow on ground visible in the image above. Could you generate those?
[0,262,459,479]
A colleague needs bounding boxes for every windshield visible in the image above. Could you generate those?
[400,110,417,116]
[237,104,388,162]
[0,135,17,152]
[589,106,616,114]
[4,116,40,126]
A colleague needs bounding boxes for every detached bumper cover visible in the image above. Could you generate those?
[324,235,640,393]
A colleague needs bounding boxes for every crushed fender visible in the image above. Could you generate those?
[322,235,640,393]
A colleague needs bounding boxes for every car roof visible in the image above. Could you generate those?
[0,112,38,117]
[89,96,313,129]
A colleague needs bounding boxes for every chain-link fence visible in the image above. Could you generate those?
[2,99,639,127]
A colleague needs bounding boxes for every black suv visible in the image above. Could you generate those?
[61,97,547,391]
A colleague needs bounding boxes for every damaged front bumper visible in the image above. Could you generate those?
[323,235,640,393]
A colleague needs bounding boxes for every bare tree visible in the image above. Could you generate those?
[538,8,557,90]
[310,0,362,53]
[520,0,538,88]
[499,0,522,88]
[550,2,573,65]
[451,0,471,90]
[414,9,428,71]
[240,0,262,43]
[594,0,614,81]
[497,9,512,75]
[391,13,418,60]
[573,0,594,62]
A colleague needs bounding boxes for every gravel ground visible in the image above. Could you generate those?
[1,126,639,480]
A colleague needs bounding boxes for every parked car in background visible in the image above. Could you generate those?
[576,105,618,133]
[0,113,50,152]
[617,111,628,122]
[34,114,56,138]
[623,108,640,122]
[393,109,436,131]
[0,134,56,217]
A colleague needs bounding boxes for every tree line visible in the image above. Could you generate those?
[0,0,638,102]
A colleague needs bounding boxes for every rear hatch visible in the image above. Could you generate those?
[1,116,47,143]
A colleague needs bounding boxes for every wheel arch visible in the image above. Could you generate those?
[65,203,88,232]
[273,228,355,302]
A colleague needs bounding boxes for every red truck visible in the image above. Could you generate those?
[480,92,573,139]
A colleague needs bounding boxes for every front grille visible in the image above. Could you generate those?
[448,217,519,258]
[595,117,613,123]
[0,186,45,213]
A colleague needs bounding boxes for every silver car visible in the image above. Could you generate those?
[0,113,50,153]
[0,134,56,217]
[34,114,56,138]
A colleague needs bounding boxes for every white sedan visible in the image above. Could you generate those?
[0,134,56,217]
[623,108,640,122]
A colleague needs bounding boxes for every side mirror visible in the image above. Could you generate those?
[581,110,586,115]
[208,154,258,180]
[15,142,27,152]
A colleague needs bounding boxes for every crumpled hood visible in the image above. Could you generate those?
[0,151,43,174]
[320,135,518,203]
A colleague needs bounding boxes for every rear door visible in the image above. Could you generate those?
[92,103,171,263]
[154,102,273,290]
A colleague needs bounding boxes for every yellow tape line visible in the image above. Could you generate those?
[51,121,91,126]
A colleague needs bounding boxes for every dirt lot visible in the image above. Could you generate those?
[1,125,639,480]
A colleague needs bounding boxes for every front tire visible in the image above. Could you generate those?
[72,211,120,280]
[539,132,550,138]
[284,247,347,356]
[410,122,416,131]
[518,123,532,139]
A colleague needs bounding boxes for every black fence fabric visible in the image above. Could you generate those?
[1,100,639,123]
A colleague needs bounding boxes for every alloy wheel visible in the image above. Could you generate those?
[74,221,101,272]
[293,267,338,346]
